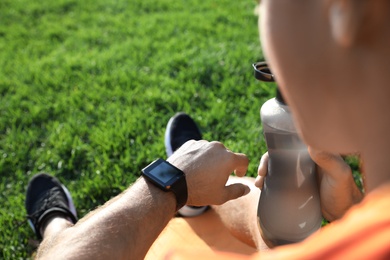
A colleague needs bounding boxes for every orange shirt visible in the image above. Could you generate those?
[168,183,390,260]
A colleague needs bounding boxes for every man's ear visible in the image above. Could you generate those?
[328,0,389,48]
[328,0,362,47]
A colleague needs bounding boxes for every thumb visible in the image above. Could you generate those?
[220,183,250,204]
[308,148,350,178]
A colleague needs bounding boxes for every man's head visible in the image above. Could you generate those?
[259,0,390,154]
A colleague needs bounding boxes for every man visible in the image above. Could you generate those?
[169,0,390,258]
[26,112,257,259]
[26,112,361,259]
[26,0,390,258]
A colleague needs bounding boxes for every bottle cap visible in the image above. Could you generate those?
[252,62,286,105]
[252,62,275,82]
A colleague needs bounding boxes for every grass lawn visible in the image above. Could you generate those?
[0,0,363,258]
[0,0,270,257]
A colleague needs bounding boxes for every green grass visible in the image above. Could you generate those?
[0,0,272,257]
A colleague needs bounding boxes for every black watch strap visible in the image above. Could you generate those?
[171,173,187,211]
[141,159,188,212]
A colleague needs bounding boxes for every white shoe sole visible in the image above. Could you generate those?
[164,116,175,157]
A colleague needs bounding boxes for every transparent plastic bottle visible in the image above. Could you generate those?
[253,62,322,247]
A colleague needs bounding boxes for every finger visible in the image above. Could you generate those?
[255,175,264,189]
[219,183,250,204]
[308,148,350,178]
[257,152,269,177]
[209,140,226,149]
[231,153,249,177]
[182,139,196,147]
[181,139,208,149]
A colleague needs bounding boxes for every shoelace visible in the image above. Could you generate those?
[27,187,66,222]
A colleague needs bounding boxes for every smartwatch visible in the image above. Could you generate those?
[141,158,188,211]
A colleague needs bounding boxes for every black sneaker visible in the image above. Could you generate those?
[25,173,78,239]
[165,112,209,217]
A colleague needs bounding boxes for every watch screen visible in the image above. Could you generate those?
[149,161,179,183]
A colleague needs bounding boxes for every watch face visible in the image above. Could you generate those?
[143,159,183,189]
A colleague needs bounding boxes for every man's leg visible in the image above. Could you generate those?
[212,176,269,251]
[25,173,77,256]
[36,215,74,257]
[42,215,73,238]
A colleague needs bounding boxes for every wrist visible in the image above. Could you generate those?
[142,158,188,211]
[138,177,177,214]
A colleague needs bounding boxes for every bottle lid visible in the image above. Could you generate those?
[252,62,275,82]
[252,61,286,105]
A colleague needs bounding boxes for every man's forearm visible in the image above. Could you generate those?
[39,177,177,260]
[37,141,250,259]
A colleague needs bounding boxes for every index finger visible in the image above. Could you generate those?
[231,152,249,177]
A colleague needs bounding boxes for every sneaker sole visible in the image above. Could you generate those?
[164,115,176,157]
[178,205,209,217]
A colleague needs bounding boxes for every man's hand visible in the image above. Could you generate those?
[308,148,363,221]
[255,148,363,221]
[167,140,250,206]
[36,140,249,259]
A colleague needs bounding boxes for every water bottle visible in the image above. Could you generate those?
[253,62,322,247]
